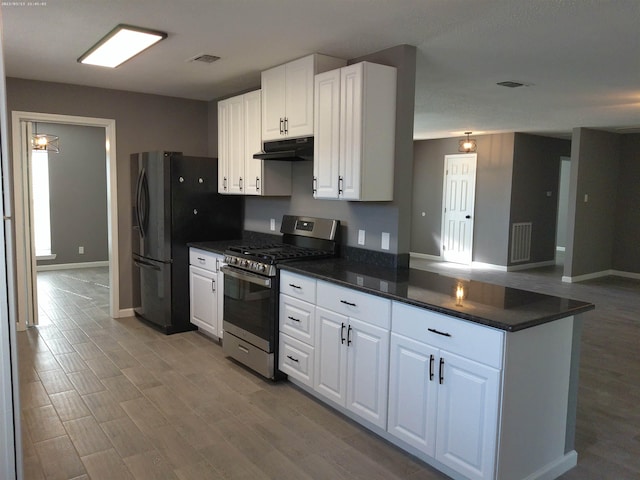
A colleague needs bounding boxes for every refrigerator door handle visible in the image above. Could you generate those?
[140,169,150,238]
[134,259,162,272]
[135,168,145,237]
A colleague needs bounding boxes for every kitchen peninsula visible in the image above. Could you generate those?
[278,257,594,480]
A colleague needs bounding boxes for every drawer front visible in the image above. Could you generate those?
[391,302,504,369]
[189,248,222,272]
[316,280,390,329]
[280,271,316,303]
[279,333,314,387]
[279,294,315,344]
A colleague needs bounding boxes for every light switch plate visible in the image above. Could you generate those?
[381,232,390,250]
[358,230,366,245]
[270,218,276,231]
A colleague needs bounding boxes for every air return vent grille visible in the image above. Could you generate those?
[511,222,532,263]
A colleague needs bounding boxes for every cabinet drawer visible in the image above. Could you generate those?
[392,302,504,369]
[189,248,221,272]
[279,294,315,344]
[279,333,314,387]
[317,280,390,329]
[280,271,316,303]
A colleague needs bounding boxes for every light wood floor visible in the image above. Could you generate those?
[17,264,640,479]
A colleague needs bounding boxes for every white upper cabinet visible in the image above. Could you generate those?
[313,61,397,201]
[218,90,292,196]
[261,54,346,141]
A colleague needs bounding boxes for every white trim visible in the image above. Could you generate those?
[563,269,640,283]
[36,254,57,261]
[118,308,135,318]
[471,261,509,271]
[36,261,109,272]
[507,260,556,272]
[521,451,577,480]
[11,111,118,327]
[409,252,442,262]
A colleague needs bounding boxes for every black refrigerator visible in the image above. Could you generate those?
[131,151,243,334]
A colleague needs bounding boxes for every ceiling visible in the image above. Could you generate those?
[2,0,639,140]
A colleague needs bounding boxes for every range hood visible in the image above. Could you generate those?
[253,136,314,161]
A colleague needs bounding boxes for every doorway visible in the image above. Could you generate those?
[11,111,118,331]
[441,153,477,264]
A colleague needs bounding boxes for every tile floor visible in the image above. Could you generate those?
[17,263,640,479]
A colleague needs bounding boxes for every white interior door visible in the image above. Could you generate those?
[442,154,477,264]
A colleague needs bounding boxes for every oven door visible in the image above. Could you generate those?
[221,265,275,352]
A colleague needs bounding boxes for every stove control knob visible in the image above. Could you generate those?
[258,264,266,272]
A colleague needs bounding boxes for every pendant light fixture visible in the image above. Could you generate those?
[31,123,60,153]
[458,131,477,153]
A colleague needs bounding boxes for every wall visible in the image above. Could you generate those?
[510,133,570,265]
[411,133,515,266]
[564,128,620,278]
[556,157,571,249]
[228,45,416,264]
[35,123,108,266]
[6,78,209,310]
[613,133,640,273]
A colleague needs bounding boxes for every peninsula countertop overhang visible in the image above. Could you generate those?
[277,258,595,332]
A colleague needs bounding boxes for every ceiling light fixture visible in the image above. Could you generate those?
[31,123,59,153]
[78,24,167,68]
[458,131,477,153]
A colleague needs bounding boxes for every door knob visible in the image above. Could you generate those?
[465,215,471,219]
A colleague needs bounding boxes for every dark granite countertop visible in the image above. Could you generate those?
[188,239,241,255]
[278,258,595,332]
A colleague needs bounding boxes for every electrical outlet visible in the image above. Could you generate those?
[381,232,390,250]
[358,229,366,245]
[270,218,276,231]
[78,246,84,254]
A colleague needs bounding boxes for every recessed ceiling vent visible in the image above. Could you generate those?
[187,54,220,64]
[496,81,528,88]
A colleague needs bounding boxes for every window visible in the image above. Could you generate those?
[31,150,54,259]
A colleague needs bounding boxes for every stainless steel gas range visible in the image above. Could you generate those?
[221,215,339,379]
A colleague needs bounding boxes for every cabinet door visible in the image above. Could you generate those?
[217,100,230,193]
[314,307,347,406]
[189,265,219,337]
[285,55,315,138]
[261,64,286,141]
[339,63,364,200]
[313,69,340,199]
[346,317,389,429]
[243,90,263,195]
[226,95,245,194]
[388,333,438,456]
[435,351,500,480]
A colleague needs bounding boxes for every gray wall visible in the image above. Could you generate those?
[411,133,515,266]
[229,45,417,259]
[7,78,209,310]
[565,128,620,277]
[556,157,571,249]
[510,133,570,265]
[36,123,108,266]
[614,134,640,272]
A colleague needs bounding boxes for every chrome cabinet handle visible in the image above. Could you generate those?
[223,177,227,190]
[312,177,317,194]
[347,325,353,346]
[256,176,260,191]
[284,117,288,134]
[338,176,344,195]
[439,358,445,384]
[211,279,216,292]
[340,323,346,344]
[429,354,434,381]
[279,118,284,134]
[239,177,243,191]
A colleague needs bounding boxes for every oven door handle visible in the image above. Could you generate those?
[220,265,272,288]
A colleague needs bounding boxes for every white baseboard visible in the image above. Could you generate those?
[471,261,508,271]
[117,308,135,318]
[562,269,640,283]
[522,450,577,480]
[37,261,109,272]
[507,260,556,272]
[409,252,442,262]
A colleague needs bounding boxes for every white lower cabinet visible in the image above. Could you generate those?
[189,249,224,339]
[314,281,390,429]
[388,302,502,480]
